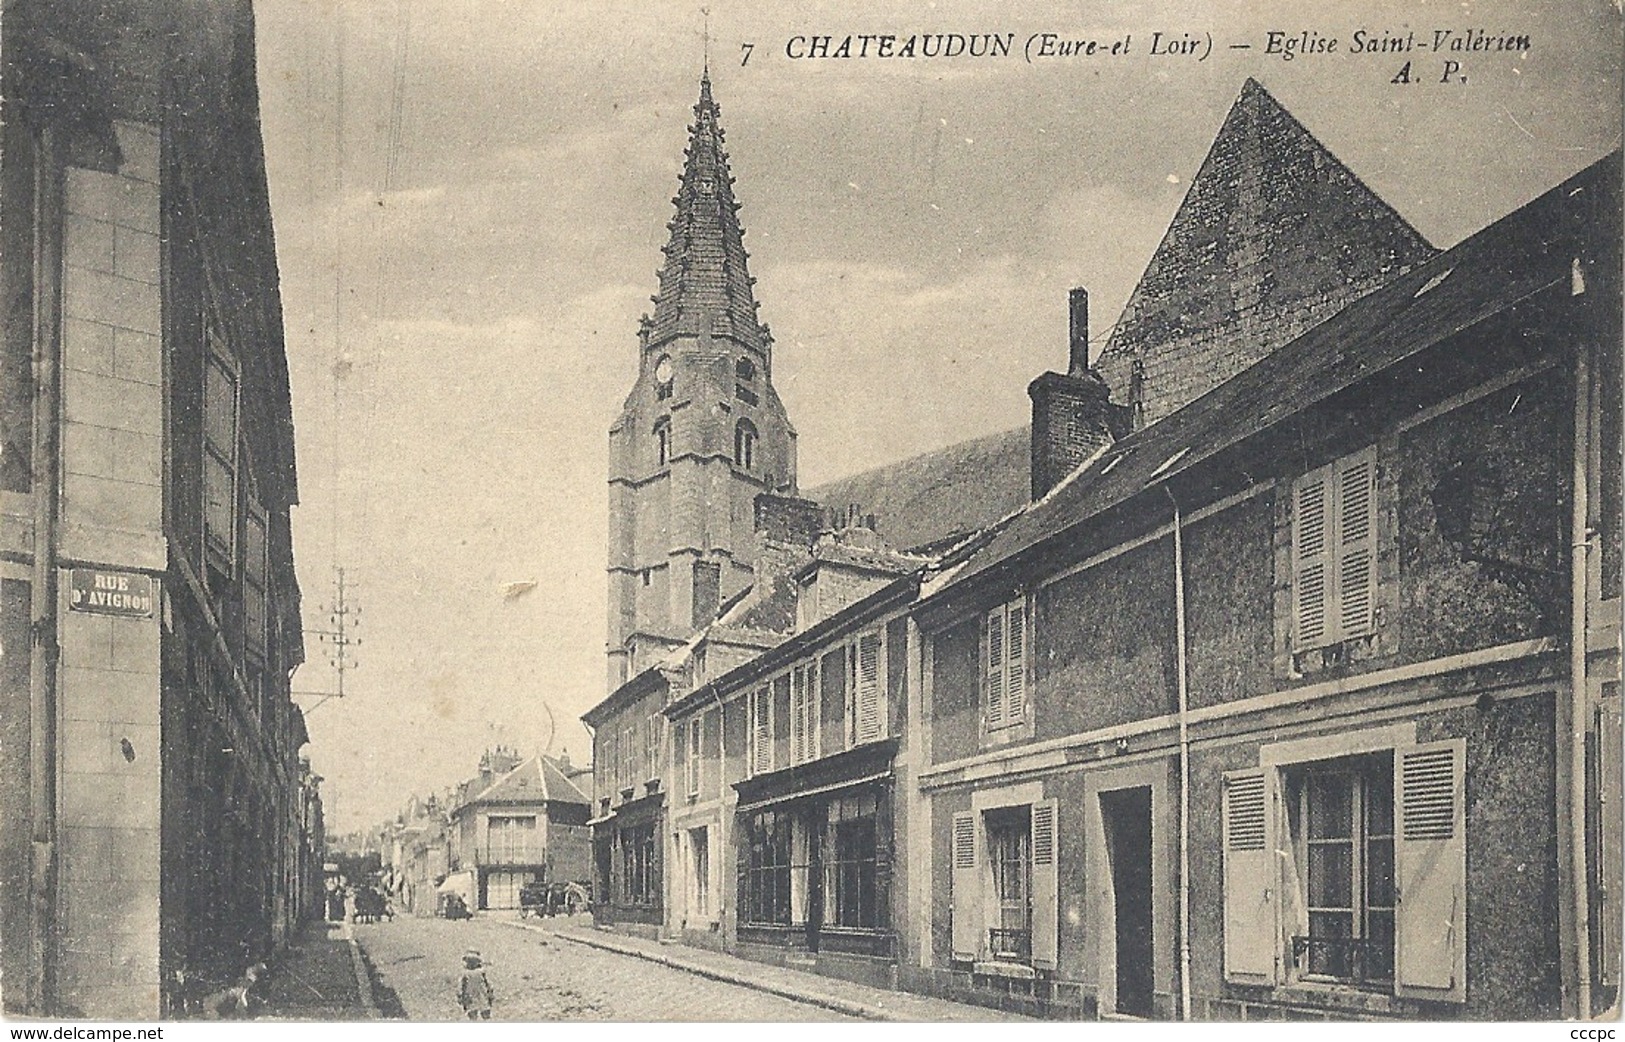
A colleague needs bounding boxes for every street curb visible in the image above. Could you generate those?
[497,918,893,1021]
[337,920,379,1019]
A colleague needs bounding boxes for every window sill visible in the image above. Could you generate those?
[973,960,1036,980]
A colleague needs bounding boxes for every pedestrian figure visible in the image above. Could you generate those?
[458,949,494,1020]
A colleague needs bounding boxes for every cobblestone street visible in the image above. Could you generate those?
[354,915,854,1021]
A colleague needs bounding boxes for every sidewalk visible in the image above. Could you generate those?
[260,920,378,1019]
[500,916,1027,1022]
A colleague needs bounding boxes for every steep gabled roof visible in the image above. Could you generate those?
[648,72,764,352]
[938,151,1619,597]
[806,425,1031,554]
[1097,78,1436,425]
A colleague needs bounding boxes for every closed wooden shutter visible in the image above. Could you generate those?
[985,608,1006,729]
[751,687,773,776]
[687,717,701,797]
[1293,467,1330,649]
[854,632,883,744]
[790,665,810,764]
[1336,450,1377,640]
[951,810,982,961]
[1223,768,1278,983]
[1030,798,1059,970]
[1394,739,1466,1002]
[1005,600,1027,724]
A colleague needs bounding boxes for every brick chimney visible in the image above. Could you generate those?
[1028,287,1115,499]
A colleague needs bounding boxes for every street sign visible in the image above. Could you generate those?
[69,569,155,617]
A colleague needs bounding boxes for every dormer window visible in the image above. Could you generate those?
[654,419,672,468]
[734,419,757,470]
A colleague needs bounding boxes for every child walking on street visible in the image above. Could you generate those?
[459,949,494,1020]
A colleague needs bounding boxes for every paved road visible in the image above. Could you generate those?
[353,915,854,1021]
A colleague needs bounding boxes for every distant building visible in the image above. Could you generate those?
[444,748,591,910]
[0,0,318,1018]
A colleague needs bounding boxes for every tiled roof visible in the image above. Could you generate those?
[806,425,1031,554]
[648,72,764,351]
[469,755,590,807]
[940,151,1619,595]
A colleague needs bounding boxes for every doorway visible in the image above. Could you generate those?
[1101,786,1154,1017]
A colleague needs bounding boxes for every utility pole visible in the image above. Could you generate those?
[297,567,361,712]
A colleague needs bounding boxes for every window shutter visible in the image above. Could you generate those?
[1394,739,1466,1002]
[985,609,1006,729]
[1222,768,1278,984]
[1292,469,1330,649]
[951,811,983,961]
[855,632,883,744]
[789,669,806,764]
[1005,601,1027,724]
[1335,450,1377,640]
[687,718,701,797]
[750,688,773,777]
[1030,798,1059,970]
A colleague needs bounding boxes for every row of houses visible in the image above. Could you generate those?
[1,0,327,1018]
[583,73,1622,1020]
[384,747,591,915]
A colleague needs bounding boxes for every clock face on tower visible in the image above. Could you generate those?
[654,356,673,385]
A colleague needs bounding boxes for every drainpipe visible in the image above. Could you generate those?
[1167,486,1193,1021]
[29,126,64,1016]
[712,689,728,945]
[1570,344,1594,1018]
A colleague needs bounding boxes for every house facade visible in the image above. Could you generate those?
[586,70,1621,1021]
[661,535,927,984]
[0,0,321,1018]
[445,749,591,910]
[908,153,1622,1020]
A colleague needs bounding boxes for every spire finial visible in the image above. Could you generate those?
[701,7,711,76]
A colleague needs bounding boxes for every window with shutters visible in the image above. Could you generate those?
[203,338,240,574]
[1285,753,1396,987]
[1290,447,1379,662]
[748,685,774,777]
[983,597,1029,741]
[846,629,886,748]
[987,807,1032,961]
[686,715,702,798]
[244,501,269,665]
[951,798,1059,970]
[1223,737,1467,1003]
[789,661,819,765]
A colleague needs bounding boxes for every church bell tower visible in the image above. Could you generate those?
[606,72,797,691]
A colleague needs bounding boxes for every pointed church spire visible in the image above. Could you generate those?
[648,73,764,352]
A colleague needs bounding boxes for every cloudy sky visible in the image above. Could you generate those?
[253,0,1621,832]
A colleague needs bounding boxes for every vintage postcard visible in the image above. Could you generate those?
[2,0,1620,1026]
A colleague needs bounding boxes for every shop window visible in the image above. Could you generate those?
[620,823,659,906]
[741,811,793,926]
[823,792,881,929]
